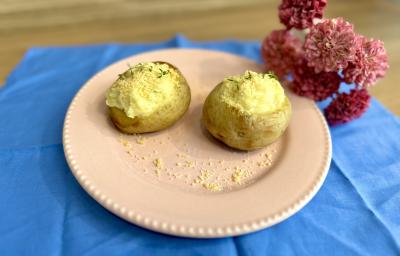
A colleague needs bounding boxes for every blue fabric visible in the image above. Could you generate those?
[1,34,399,255]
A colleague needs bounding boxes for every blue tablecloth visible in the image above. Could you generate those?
[1,35,399,255]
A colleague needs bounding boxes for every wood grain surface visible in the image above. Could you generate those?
[1,0,399,114]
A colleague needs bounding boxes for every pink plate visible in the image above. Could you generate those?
[63,49,331,238]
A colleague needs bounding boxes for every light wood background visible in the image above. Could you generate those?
[1,0,399,114]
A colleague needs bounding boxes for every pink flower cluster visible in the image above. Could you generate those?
[291,58,341,101]
[279,0,327,29]
[261,29,302,77]
[304,18,357,73]
[325,89,371,126]
[261,0,388,125]
[343,36,389,87]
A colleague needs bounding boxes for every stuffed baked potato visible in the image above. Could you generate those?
[106,61,191,133]
[202,71,291,150]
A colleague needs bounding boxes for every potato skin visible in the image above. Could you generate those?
[202,83,291,150]
[109,62,191,134]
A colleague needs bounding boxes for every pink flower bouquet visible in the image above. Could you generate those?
[261,0,389,125]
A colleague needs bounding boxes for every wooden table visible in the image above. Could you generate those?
[1,0,399,114]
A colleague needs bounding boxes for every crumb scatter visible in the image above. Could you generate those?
[136,136,145,144]
[117,133,278,192]
[202,183,222,192]
[153,158,164,169]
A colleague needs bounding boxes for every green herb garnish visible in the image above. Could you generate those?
[127,63,134,75]
[158,68,169,78]
[264,72,278,80]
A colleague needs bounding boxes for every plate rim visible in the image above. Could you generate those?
[63,48,332,238]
